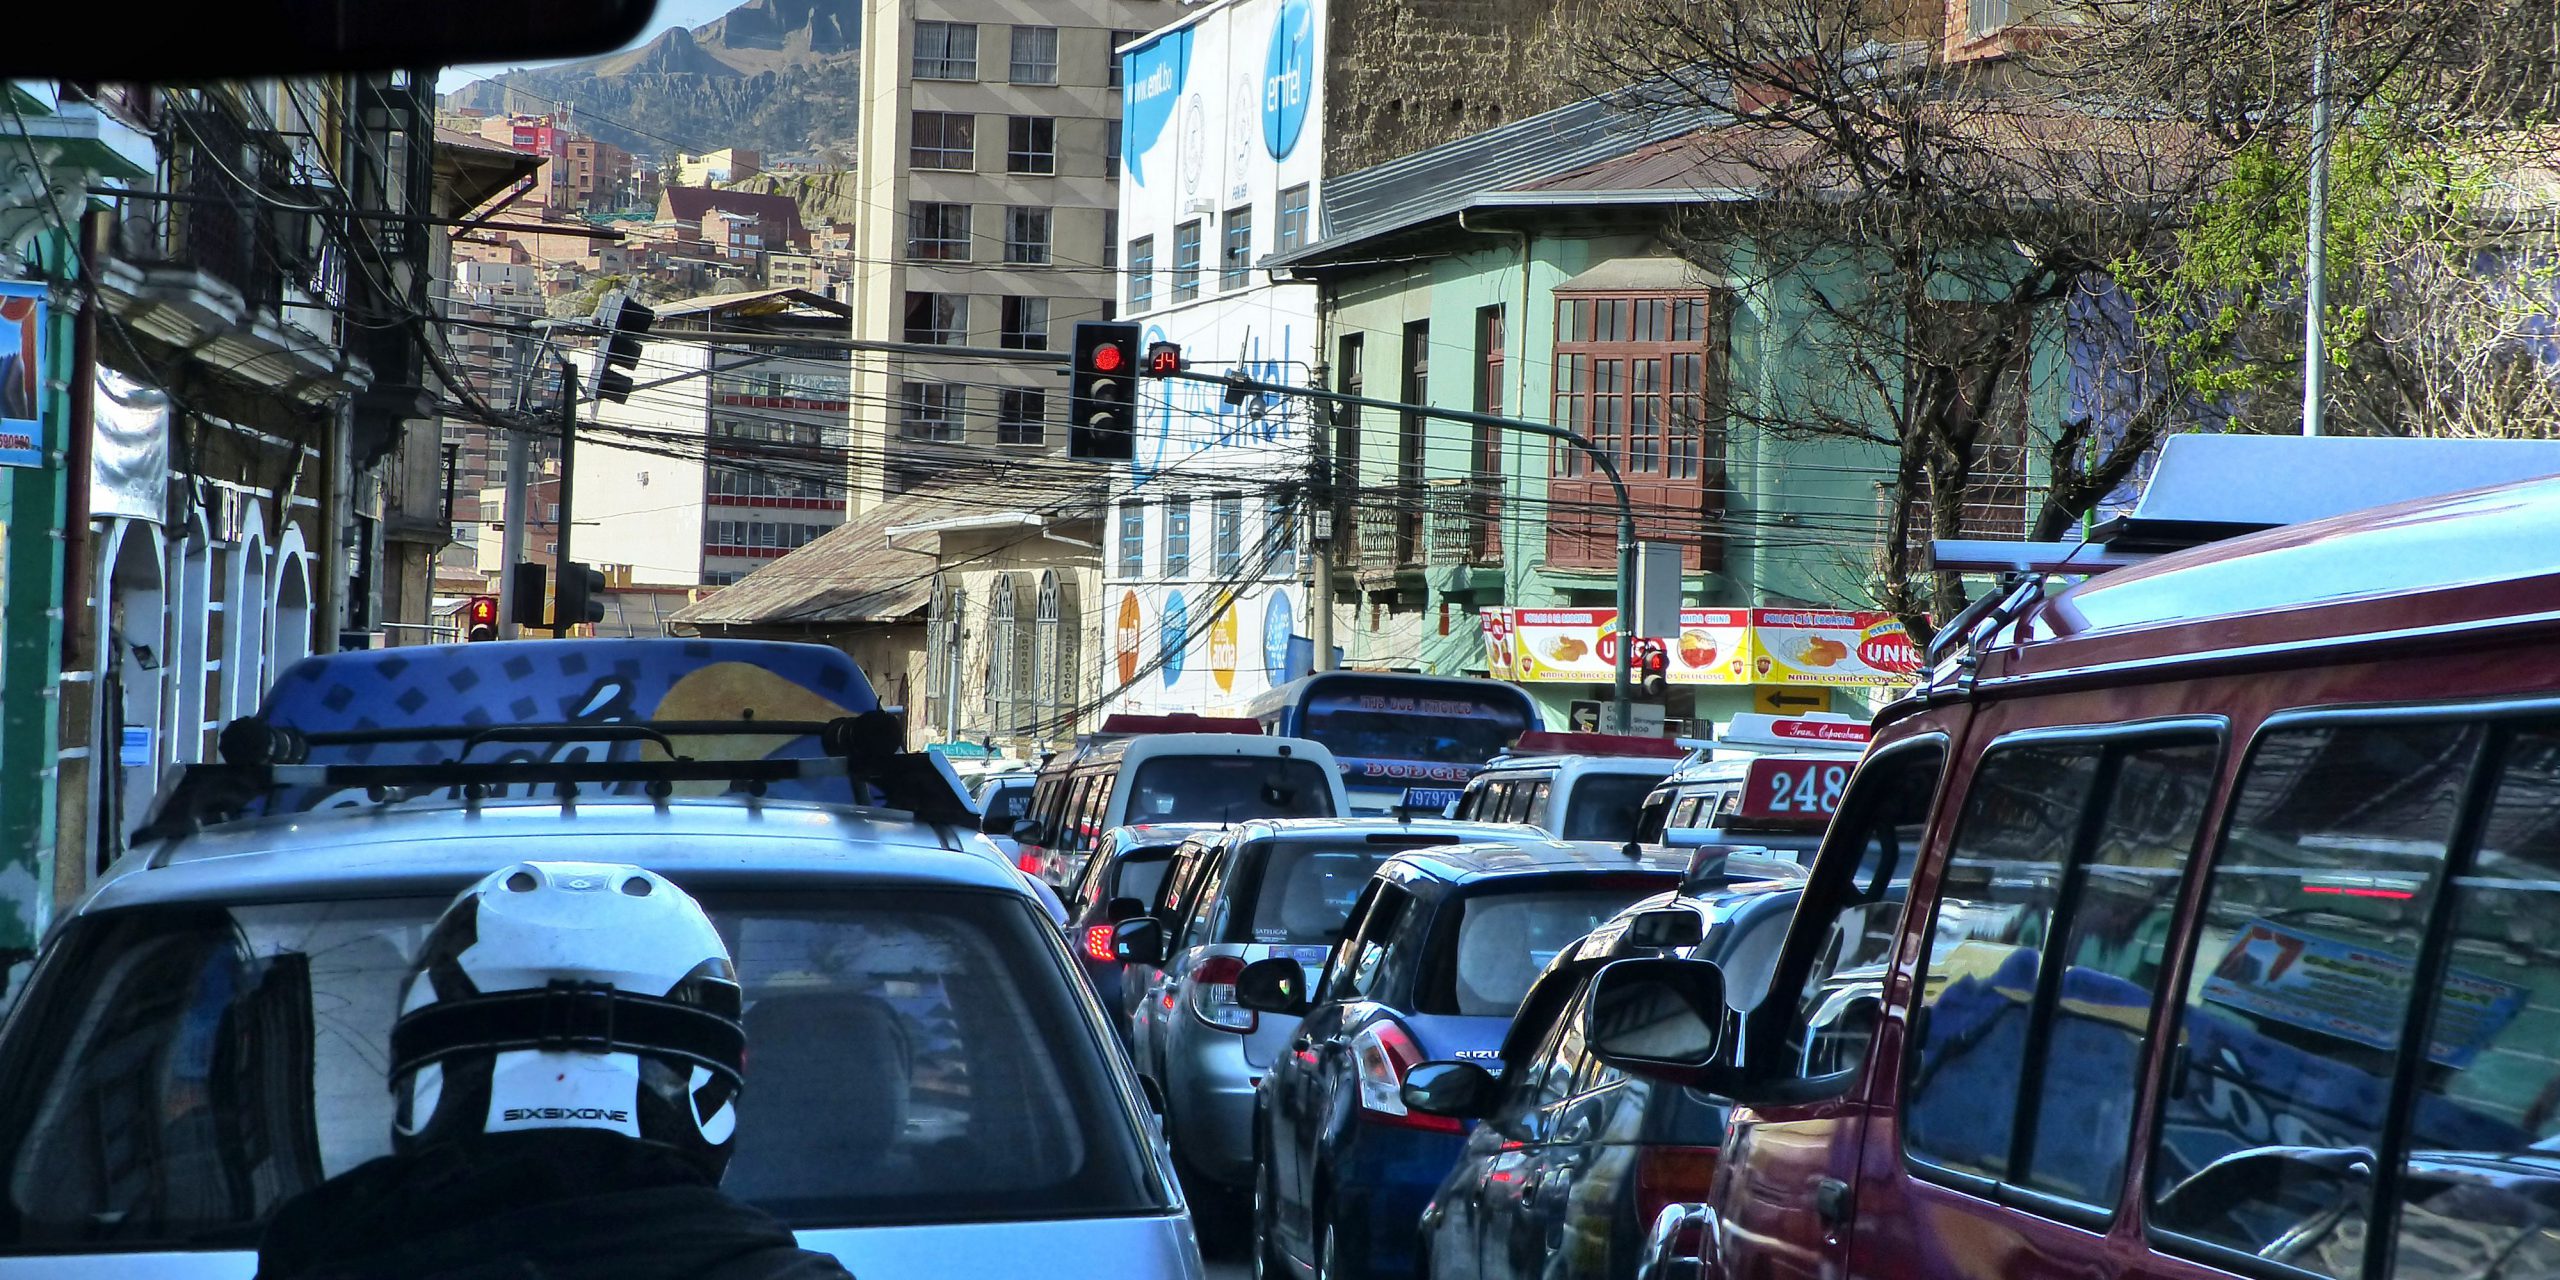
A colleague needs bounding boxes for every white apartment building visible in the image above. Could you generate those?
[575,289,855,588]
[852,0,1178,503]
[1100,0,1326,716]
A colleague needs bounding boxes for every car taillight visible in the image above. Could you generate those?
[1635,1145,1718,1232]
[1350,1022,1462,1133]
[1016,849,1045,875]
[1187,955,1256,1032]
[1084,925,1117,963]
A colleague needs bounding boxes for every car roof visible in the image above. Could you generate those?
[1473,755,1680,780]
[86,798,1015,916]
[1983,474,2560,684]
[1388,838,1691,883]
[1206,817,1535,846]
[1105,821,1225,847]
[1656,750,1858,788]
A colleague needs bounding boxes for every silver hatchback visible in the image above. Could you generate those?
[0,798,1202,1280]
[1112,818,1536,1224]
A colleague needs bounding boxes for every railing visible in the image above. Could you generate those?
[1425,477,1503,568]
[1350,487,1421,576]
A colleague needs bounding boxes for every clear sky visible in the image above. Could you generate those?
[435,0,745,96]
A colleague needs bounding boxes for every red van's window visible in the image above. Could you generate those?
[2149,721,2485,1278]
[1778,742,1945,1081]
[1903,738,2217,1210]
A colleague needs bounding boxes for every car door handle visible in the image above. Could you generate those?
[1815,1176,1851,1226]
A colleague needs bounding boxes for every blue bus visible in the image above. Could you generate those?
[1240,672,1541,814]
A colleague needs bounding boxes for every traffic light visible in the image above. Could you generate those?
[1067,321,1142,461]
[1143,340,1184,377]
[592,289,656,404]
[463,595,499,642]
[555,561,607,633]
[509,562,548,628]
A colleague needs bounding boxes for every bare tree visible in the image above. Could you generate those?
[1550,0,2550,638]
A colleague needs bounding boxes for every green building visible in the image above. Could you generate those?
[1271,106,2065,736]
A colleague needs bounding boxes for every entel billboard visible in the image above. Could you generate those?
[1117,0,1326,490]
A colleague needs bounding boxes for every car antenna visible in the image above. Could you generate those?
[1621,839,1644,861]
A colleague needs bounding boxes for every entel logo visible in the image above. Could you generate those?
[1262,0,1312,159]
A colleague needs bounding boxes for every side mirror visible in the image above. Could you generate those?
[1235,957,1310,1014]
[1105,895,1148,923]
[1112,917,1167,966]
[1584,957,1728,1079]
[1625,907,1705,951]
[1401,1060,1498,1119]
[1010,816,1044,843]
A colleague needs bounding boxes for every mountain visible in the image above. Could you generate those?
[444,0,861,160]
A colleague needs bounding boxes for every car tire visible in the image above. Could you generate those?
[1317,1211,1353,1280]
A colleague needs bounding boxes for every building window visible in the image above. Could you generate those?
[1000,296,1050,350]
[998,387,1047,446]
[1172,220,1202,303]
[1108,30,1141,87]
[904,291,968,345]
[1277,184,1310,254]
[1129,236,1153,309]
[1006,116,1056,175]
[1220,205,1252,291]
[1547,292,1725,569]
[1103,212,1118,268]
[1009,25,1059,84]
[1336,334,1363,492]
[1003,206,1050,264]
[1106,126,1121,179]
[914,21,978,79]
[1034,570,1077,736]
[899,381,964,442]
[909,111,976,170]
[1475,304,1507,418]
[907,201,972,261]
[1164,501,1191,577]
[1118,501,1145,579]
[1264,492,1295,562]
[1213,494,1242,574]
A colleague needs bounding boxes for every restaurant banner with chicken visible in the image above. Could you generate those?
[1485,606,1917,687]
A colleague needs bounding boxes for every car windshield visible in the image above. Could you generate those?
[0,888,1162,1252]
[1560,773,1664,840]
[1122,756,1336,823]
[1422,881,1680,1016]
[980,781,1033,825]
[1302,686,1533,764]
[1231,843,1405,945]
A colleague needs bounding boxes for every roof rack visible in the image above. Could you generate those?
[137,710,973,841]
[1501,730,1688,760]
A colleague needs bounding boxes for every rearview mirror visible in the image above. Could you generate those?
[1584,957,1727,1078]
[1235,957,1309,1015]
[1009,816,1044,843]
[1401,1060,1498,1119]
[1112,918,1167,966]
[1625,907,1705,951]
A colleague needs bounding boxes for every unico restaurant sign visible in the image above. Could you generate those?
[1486,607,1919,687]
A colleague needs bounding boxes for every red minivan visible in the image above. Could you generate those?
[1557,459,2560,1280]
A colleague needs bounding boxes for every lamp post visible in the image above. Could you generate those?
[2302,0,2335,437]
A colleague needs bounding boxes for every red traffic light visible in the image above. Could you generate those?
[467,596,498,626]
[1090,342,1126,373]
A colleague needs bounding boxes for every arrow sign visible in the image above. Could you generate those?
[1753,686,1835,715]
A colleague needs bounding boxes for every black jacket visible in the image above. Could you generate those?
[254,1130,854,1280]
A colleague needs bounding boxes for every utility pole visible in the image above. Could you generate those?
[553,360,579,636]
[2302,0,2335,438]
[1307,370,1337,675]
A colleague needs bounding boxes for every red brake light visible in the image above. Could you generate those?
[1635,1145,1719,1231]
[1188,954,1255,1032]
[1084,925,1117,963]
[1016,850,1044,875]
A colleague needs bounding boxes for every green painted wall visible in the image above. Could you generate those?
[1318,219,2067,732]
[1,239,73,963]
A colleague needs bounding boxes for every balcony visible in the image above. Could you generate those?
[1425,476,1503,569]
[1349,487,1420,582]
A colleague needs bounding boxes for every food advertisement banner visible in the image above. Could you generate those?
[0,282,46,469]
[1484,607,1918,688]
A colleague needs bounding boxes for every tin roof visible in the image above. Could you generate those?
[671,478,1098,629]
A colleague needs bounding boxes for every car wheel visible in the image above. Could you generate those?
[1317,1213,1346,1280]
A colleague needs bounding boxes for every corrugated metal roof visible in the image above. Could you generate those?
[670,478,1099,629]
[1273,88,1731,268]
[653,286,850,319]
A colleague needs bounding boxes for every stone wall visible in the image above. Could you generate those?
[1321,0,1587,176]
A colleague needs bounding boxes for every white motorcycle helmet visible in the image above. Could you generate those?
[389,861,744,1180]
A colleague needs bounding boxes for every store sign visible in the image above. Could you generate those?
[1160,590,1190,685]
[1750,609,1922,686]
[1114,590,1144,684]
[1123,26,1194,186]
[1209,598,1239,692]
[1488,606,1918,688]
[0,282,47,468]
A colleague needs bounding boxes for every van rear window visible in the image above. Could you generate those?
[1123,756,1335,824]
[1228,844,1398,944]
[1419,881,1681,1016]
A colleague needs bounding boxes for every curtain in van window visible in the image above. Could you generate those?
[2150,722,2486,1279]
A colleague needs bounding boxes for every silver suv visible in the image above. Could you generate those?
[0,643,1202,1280]
[1111,818,1534,1233]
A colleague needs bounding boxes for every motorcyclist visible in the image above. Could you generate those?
[254,860,854,1280]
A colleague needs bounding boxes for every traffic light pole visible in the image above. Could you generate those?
[1155,366,1639,732]
[554,360,578,637]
